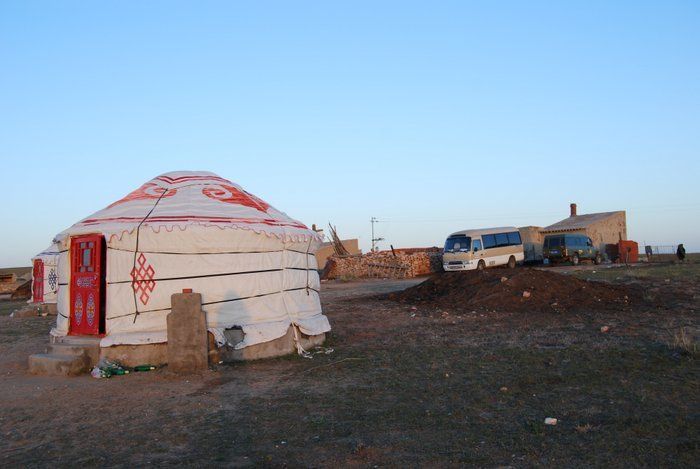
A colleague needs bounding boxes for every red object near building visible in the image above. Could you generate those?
[32,259,44,303]
[69,234,105,335]
[618,240,639,264]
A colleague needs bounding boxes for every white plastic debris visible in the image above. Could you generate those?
[544,417,558,425]
[522,291,531,298]
[600,326,610,333]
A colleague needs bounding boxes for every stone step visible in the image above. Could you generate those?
[28,353,90,376]
[47,343,99,366]
[55,335,102,347]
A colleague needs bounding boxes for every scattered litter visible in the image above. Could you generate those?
[92,359,129,377]
[410,313,416,318]
[522,291,531,298]
[410,306,417,311]
[600,326,610,333]
[500,386,508,392]
[500,277,508,283]
[544,417,558,426]
[91,366,110,379]
[132,364,157,372]
[90,360,155,378]
[311,346,334,355]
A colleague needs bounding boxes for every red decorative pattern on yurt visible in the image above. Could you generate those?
[202,184,271,213]
[130,253,156,305]
[108,183,177,208]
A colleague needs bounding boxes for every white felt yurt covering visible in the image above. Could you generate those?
[31,244,60,304]
[51,171,329,350]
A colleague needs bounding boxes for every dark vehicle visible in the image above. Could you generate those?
[543,234,601,266]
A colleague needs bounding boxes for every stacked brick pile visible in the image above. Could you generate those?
[322,248,443,280]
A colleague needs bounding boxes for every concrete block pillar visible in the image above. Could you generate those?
[167,290,208,373]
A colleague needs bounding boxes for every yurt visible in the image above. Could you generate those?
[30,243,60,311]
[46,171,329,364]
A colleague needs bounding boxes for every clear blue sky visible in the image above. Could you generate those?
[1,1,699,267]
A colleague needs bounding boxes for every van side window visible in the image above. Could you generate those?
[473,239,482,251]
[495,233,509,247]
[507,231,521,245]
[483,234,496,249]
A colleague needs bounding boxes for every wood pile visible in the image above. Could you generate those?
[322,248,443,280]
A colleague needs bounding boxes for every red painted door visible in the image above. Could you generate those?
[69,235,105,335]
[32,259,44,303]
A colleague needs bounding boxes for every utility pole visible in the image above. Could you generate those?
[370,217,385,252]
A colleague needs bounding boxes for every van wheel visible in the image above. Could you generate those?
[477,260,485,271]
[572,254,579,266]
[594,254,602,265]
[507,256,516,269]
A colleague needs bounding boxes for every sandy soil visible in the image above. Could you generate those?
[0,266,698,467]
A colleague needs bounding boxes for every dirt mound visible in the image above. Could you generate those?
[389,268,641,313]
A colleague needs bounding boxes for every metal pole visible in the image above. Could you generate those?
[370,217,384,252]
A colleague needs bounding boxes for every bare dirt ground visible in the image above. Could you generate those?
[0,265,698,467]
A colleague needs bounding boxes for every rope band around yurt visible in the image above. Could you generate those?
[131,188,171,324]
[305,235,313,295]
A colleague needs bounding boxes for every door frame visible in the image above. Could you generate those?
[69,234,106,336]
[32,259,44,303]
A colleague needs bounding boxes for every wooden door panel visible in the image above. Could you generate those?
[69,235,104,335]
[32,259,44,303]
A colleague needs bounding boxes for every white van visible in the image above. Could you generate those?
[442,227,525,271]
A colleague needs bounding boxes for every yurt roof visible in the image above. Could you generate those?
[32,243,60,261]
[55,171,320,244]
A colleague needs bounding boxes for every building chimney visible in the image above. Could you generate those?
[570,203,577,217]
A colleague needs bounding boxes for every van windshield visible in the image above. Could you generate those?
[545,236,564,247]
[445,236,471,252]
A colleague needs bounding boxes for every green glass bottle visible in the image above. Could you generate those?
[133,365,156,372]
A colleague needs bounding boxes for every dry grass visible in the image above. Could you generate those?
[575,423,595,433]
[0,276,698,466]
[670,327,697,357]
[573,261,700,283]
